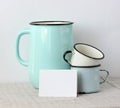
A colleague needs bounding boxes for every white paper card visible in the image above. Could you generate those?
[39,70,77,97]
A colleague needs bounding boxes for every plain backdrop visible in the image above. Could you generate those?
[0,0,120,82]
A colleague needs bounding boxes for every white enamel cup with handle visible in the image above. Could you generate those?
[63,43,104,67]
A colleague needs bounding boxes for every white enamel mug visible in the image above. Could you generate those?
[63,43,104,67]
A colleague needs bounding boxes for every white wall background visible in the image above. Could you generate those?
[0,0,120,82]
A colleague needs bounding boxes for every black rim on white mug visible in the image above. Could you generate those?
[63,43,105,67]
[63,50,102,68]
[74,43,104,60]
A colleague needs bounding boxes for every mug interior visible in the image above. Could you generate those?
[30,21,73,25]
[74,43,104,59]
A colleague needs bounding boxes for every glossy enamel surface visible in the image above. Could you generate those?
[16,21,73,88]
[71,66,109,93]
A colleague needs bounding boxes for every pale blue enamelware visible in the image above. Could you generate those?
[16,21,73,88]
[71,66,108,93]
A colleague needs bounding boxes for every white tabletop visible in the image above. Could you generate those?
[0,77,120,108]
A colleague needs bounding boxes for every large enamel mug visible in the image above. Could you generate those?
[16,21,73,88]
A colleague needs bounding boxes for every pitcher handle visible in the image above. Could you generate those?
[16,29,30,67]
[63,50,72,65]
[100,69,109,84]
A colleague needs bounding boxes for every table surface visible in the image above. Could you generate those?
[0,77,120,108]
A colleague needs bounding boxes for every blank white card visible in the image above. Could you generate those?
[39,70,77,97]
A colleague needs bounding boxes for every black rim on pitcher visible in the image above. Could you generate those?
[30,21,73,25]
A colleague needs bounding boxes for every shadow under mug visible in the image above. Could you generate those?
[71,65,109,93]
[63,43,104,67]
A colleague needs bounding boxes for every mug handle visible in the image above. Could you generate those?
[16,29,30,67]
[63,50,72,65]
[100,69,109,84]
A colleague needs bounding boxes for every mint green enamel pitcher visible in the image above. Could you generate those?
[16,21,73,88]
